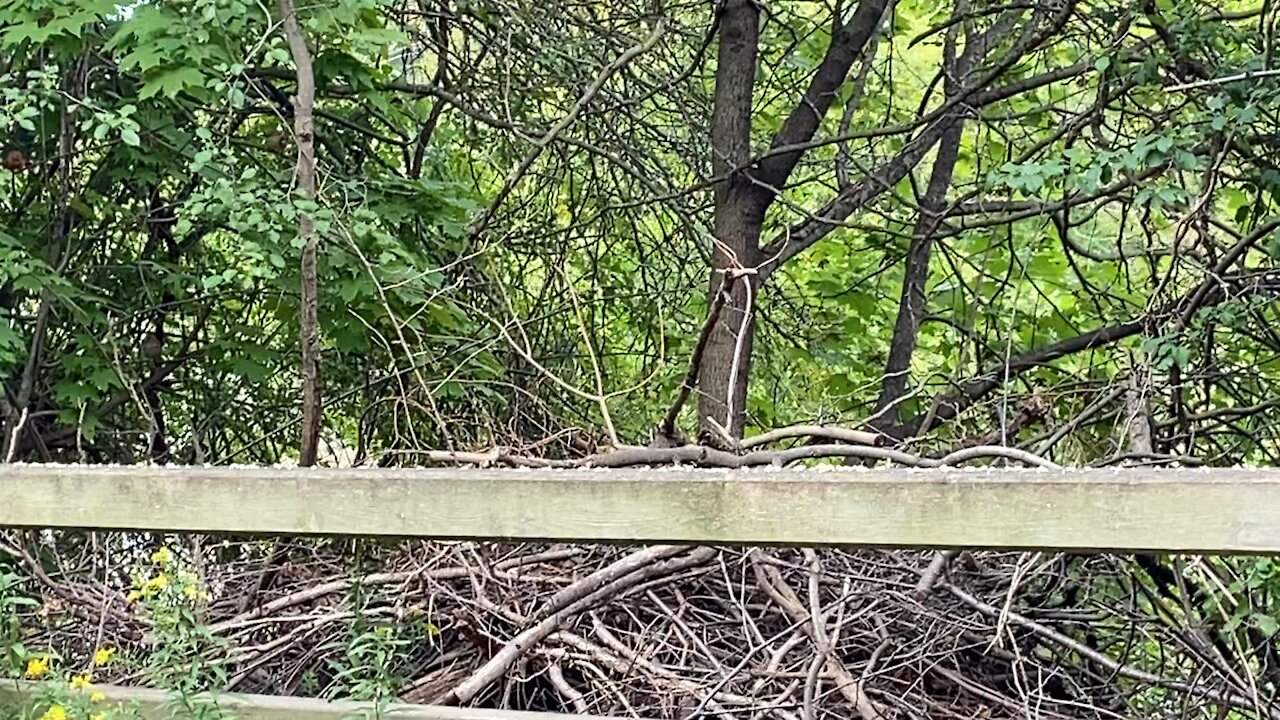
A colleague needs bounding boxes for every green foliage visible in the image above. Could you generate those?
[129,548,228,718]
[0,563,143,720]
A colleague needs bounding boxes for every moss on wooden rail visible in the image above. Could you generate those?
[0,680,605,719]
[1,464,1279,553]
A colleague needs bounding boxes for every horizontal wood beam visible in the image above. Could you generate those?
[0,680,602,720]
[2,464,1279,553]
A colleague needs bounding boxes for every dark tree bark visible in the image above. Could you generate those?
[696,0,889,442]
[697,0,764,444]
[874,121,963,431]
[873,13,986,432]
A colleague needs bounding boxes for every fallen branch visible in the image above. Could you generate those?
[740,424,883,449]
[438,545,715,705]
[416,441,1058,469]
[913,549,960,597]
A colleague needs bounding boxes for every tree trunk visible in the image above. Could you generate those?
[697,211,763,444]
[1124,359,1154,454]
[696,0,762,444]
[278,0,322,467]
[874,120,964,433]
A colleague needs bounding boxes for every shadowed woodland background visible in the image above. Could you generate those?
[5,0,1280,717]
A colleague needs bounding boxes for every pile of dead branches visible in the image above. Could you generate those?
[9,532,1276,719]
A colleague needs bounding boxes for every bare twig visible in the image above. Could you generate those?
[657,287,731,444]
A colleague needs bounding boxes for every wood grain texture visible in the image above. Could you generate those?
[0,680,608,719]
[2,464,1279,552]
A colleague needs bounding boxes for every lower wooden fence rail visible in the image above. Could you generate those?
[0,680,615,720]
[2,463,1280,718]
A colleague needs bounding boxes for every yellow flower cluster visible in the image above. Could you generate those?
[40,708,106,720]
[25,654,51,678]
[23,647,117,720]
[124,547,210,605]
[93,647,115,666]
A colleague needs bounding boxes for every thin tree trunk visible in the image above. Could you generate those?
[3,56,82,461]
[278,0,321,467]
[874,11,985,436]
[697,0,763,445]
[1124,359,1154,454]
[143,189,178,464]
[874,120,964,433]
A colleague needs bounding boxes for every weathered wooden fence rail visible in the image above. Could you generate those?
[0,680,617,720]
[3,464,1280,552]
[2,463,1279,719]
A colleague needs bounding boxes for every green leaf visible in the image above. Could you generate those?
[140,67,205,99]
[1254,614,1278,638]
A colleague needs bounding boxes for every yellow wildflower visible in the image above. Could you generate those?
[92,647,116,666]
[90,691,106,704]
[25,654,51,678]
[39,704,66,720]
[144,573,169,592]
[125,590,141,603]
[150,547,172,564]
[183,584,198,600]
[70,673,92,689]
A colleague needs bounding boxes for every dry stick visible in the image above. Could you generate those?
[417,448,569,467]
[913,550,960,597]
[739,424,881,449]
[802,552,849,720]
[561,266,621,446]
[944,583,1280,719]
[657,287,731,442]
[584,442,1057,469]
[723,269,757,440]
[1165,68,1280,91]
[752,556,886,720]
[438,545,712,705]
[525,546,690,625]
[277,0,321,466]
[546,662,589,714]
[3,408,28,464]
